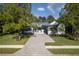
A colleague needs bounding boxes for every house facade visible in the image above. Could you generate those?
[32,21,65,35]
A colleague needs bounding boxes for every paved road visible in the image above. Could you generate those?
[14,34,54,56]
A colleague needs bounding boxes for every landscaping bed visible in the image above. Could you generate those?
[0,48,20,54]
[45,35,79,46]
[48,49,79,55]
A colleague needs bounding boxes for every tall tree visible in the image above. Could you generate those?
[59,3,79,40]
[39,16,47,22]
[0,3,31,34]
[47,15,55,23]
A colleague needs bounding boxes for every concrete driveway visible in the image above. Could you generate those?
[14,33,54,56]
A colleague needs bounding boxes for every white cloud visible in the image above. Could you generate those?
[47,5,55,14]
[47,3,65,19]
[47,3,65,13]
[47,5,51,9]
[37,7,45,11]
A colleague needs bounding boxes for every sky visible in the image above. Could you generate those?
[31,3,66,19]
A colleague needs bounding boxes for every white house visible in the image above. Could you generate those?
[56,24,65,35]
[32,21,65,35]
[48,21,65,35]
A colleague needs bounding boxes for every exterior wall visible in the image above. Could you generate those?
[32,22,65,35]
[48,30,52,35]
[47,24,65,35]
[56,24,65,35]
[47,27,52,35]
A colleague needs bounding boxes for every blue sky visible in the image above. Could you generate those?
[31,3,66,19]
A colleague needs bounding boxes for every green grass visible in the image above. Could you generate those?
[45,35,79,45]
[0,34,30,45]
[48,49,79,55]
[0,48,20,54]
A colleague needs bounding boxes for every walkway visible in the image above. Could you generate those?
[46,46,79,49]
[0,45,24,48]
[14,33,54,56]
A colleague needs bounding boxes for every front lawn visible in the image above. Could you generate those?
[48,49,79,55]
[0,34,31,45]
[45,35,79,45]
[0,48,20,54]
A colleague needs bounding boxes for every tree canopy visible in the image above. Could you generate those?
[47,15,55,23]
[0,3,31,34]
[39,16,47,22]
[58,3,79,40]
